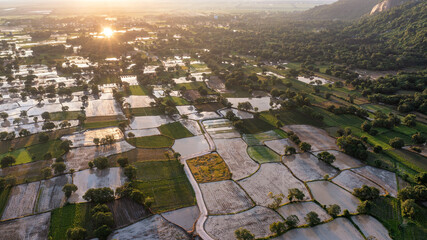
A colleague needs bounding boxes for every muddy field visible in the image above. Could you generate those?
[274,217,363,240]
[129,116,174,129]
[70,167,126,203]
[172,135,210,159]
[205,206,283,240]
[1,181,40,220]
[65,141,135,170]
[180,120,203,136]
[161,206,200,232]
[307,181,360,213]
[277,202,331,226]
[214,138,259,180]
[314,150,363,170]
[61,127,124,147]
[0,212,51,240]
[351,215,392,240]
[0,159,53,184]
[108,214,190,240]
[238,163,310,206]
[200,180,254,215]
[36,174,72,213]
[282,125,339,151]
[332,170,386,195]
[264,138,297,155]
[107,198,151,228]
[124,95,155,108]
[85,99,123,117]
[219,108,253,119]
[352,166,398,197]
[283,153,339,181]
[227,97,273,112]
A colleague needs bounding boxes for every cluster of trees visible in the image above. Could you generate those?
[396,173,427,219]
[336,134,368,160]
[327,105,368,119]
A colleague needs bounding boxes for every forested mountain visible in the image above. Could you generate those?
[299,0,381,20]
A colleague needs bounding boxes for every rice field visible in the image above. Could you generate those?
[187,153,232,183]
[247,146,281,163]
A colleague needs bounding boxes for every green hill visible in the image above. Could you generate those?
[300,0,381,20]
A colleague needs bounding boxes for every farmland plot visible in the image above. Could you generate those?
[243,130,284,146]
[332,170,386,195]
[0,212,51,240]
[69,167,126,203]
[274,218,363,240]
[265,138,297,155]
[85,99,123,117]
[124,95,155,108]
[161,205,200,232]
[129,116,173,129]
[307,181,360,213]
[180,120,203,135]
[205,206,283,240]
[187,153,232,183]
[352,166,398,197]
[276,202,331,226]
[351,215,392,240]
[27,103,62,116]
[0,159,53,184]
[202,119,240,139]
[1,181,40,220]
[2,120,79,136]
[314,150,363,170]
[282,125,339,151]
[219,108,254,119]
[65,141,135,170]
[214,138,259,180]
[61,127,124,147]
[125,128,161,138]
[200,180,254,215]
[108,214,190,240]
[283,153,339,181]
[227,97,273,112]
[35,175,72,213]
[107,198,151,228]
[172,135,210,159]
[296,76,332,85]
[247,146,281,163]
[176,105,198,115]
[238,163,310,206]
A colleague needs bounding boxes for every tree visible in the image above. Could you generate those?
[299,142,311,152]
[361,121,372,132]
[403,114,416,127]
[412,132,426,144]
[60,140,73,153]
[94,225,112,240]
[285,146,296,155]
[52,162,66,174]
[288,188,305,202]
[267,192,284,209]
[127,132,135,138]
[317,151,336,164]
[0,112,9,122]
[397,185,427,201]
[357,200,371,214]
[41,167,52,179]
[117,157,129,167]
[42,121,56,131]
[39,133,49,143]
[373,145,383,153]
[353,185,380,201]
[41,111,51,121]
[237,102,253,111]
[77,114,86,126]
[326,204,341,217]
[124,165,136,180]
[389,137,404,149]
[66,227,87,240]
[93,157,109,170]
[401,199,417,219]
[337,135,368,160]
[1,156,16,168]
[235,228,255,240]
[174,152,181,160]
[19,129,30,137]
[83,188,115,203]
[305,211,321,226]
[415,172,427,185]
[284,215,299,228]
[62,184,78,198]
[93,138,100,146]
[270,221,286,235]
[92,212,114,228]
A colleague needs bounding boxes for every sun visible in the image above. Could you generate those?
[102,27,114,38]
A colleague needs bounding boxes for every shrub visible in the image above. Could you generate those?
[415,172,427,185]
[412,132,426,144]
[66,227,87,240]
[373,145,383,153]
[117,157,129,167]
[326,204,341,217]
[52,162,66,174]
[270,221,286,235]
[94,225,112,240]
[92,212,114,228]
[39,133,49,143]
[305,211,321,226]
[235,228,255,240]
[299,142,311,152]
[357,200,371,214]
[41,167,52,179]
[1,156,16,168]
[284,215,299,228]
[317,151,335,164]
[124,165,136,180]
[62,184,78,198]
[288,188,305,202]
